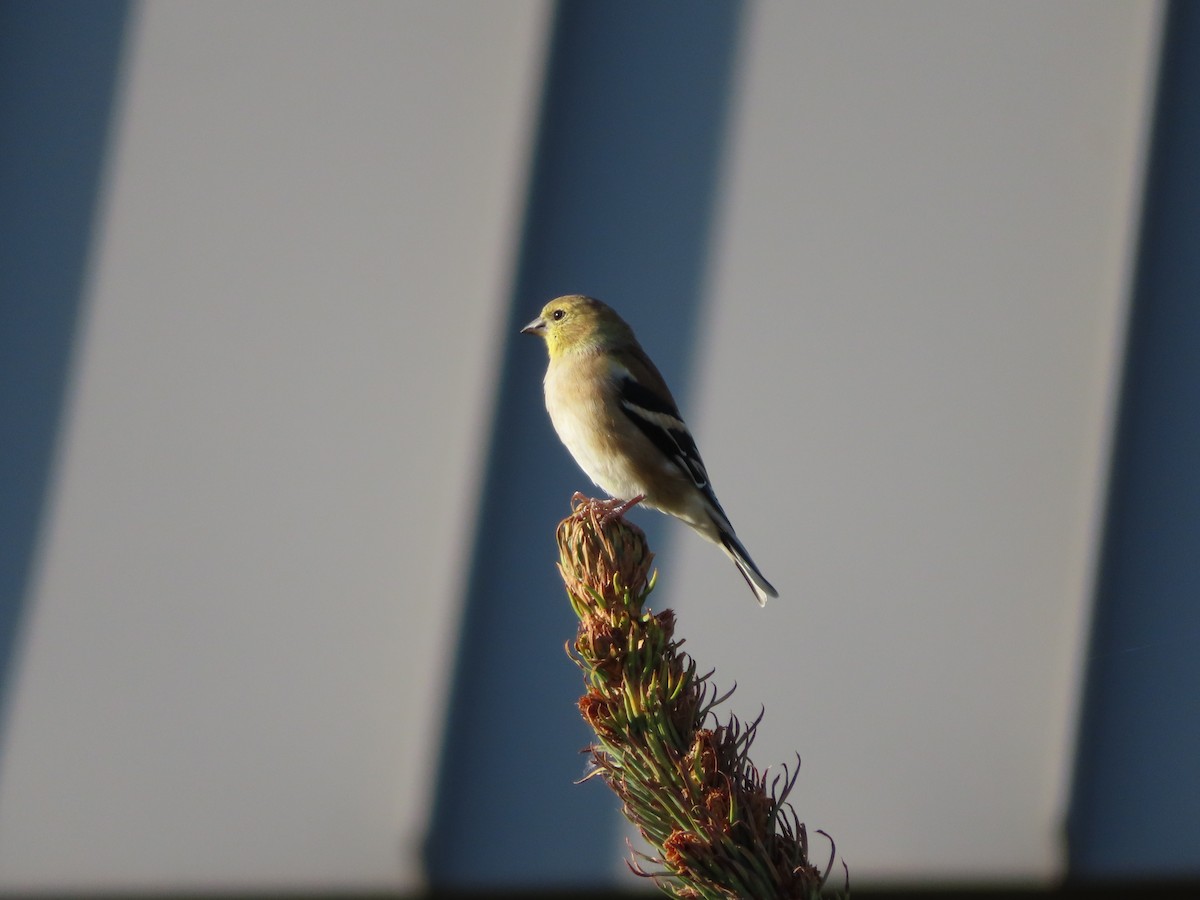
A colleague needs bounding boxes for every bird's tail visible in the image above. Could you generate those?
[715,522,778,607]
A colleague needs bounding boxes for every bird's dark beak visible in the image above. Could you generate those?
[520,316,546,336]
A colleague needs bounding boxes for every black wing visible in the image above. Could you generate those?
[617,374,726,514]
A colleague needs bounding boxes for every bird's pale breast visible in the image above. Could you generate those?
[544,357,647,501]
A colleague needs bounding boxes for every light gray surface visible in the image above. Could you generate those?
[0,1,549,890]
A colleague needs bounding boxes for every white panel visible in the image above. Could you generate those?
[643,0,1160,884]
[0,0,548,890]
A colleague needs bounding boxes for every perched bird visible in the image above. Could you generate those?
[521,294,777,605]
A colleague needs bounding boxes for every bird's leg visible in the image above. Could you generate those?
[599,494,644,525]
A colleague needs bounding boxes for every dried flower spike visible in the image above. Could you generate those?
[556,496,843,900]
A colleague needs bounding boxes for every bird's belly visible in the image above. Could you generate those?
[547,396,645,501]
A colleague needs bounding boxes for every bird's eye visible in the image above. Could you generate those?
[551,309,565,321]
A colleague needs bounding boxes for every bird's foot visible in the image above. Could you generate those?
[598,494,644,525]
[569,492,644,525]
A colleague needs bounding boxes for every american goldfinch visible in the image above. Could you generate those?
[522,294,778,605]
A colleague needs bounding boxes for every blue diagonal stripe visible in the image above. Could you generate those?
[1068,0,1200,878]
[0,1,131,755]
[424,0,745,886]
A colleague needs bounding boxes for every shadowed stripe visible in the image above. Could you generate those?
[0,0,132,776]
[425,1,746,884]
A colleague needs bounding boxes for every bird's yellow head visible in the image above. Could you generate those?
[520,294,634,359]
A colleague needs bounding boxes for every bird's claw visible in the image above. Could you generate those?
[598,494,644,525]
[570,492,644,525]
